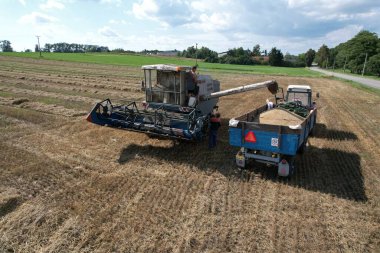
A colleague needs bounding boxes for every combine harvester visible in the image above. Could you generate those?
[86,64,278,141]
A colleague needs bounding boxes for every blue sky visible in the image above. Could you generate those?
[1,0,379,54]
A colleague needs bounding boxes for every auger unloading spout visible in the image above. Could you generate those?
[200,80,278,101]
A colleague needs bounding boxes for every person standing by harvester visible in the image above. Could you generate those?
[209,112,221,148]
[191,66,199,95]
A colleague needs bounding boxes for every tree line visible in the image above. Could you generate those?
[315,30,380,76]
[39,43,110,53]
[179,45,314,68]
[0,41,112,53]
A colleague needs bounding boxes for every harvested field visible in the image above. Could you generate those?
[0,55,379,252]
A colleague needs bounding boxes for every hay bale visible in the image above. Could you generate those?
[259,108,304,126]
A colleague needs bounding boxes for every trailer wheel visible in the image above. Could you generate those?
[288,160,296,178]
[309,115,317,136]
[298,141,307,154]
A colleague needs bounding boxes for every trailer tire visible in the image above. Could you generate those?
[288,159,296,178]
[298,141,307,154]
[309,127,314,136]
[309,115,317,136]
[282,157,296,177]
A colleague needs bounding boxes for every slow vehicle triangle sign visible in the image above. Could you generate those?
[245,131,256,143]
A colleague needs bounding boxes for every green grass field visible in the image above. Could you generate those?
[0,52,322,77]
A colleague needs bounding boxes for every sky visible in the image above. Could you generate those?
[1,0,379,54]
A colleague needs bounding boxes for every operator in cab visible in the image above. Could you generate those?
[187,66,199,95]
[186,66,199,107]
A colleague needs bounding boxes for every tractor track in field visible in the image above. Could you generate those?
[0,55,379,252]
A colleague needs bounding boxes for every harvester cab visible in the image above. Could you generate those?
[141,64,220,115]
[86,64,278,141]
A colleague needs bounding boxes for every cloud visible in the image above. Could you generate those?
[287,0,380,20]
[132,0,193,27]
[120,34,184,51]
[109,19,129,25]
[98,26,119,37]
[324,25,364,45]
[18,0,26,6]
[40,0,65,10]
[186,12,234,32]
[132,0,159,20]
[128,0,379,37]
[19,12,58,25]
[100,0,122,4]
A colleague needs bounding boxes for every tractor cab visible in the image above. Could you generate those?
[286,85,313,107]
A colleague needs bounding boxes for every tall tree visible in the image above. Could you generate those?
[305,49,316,67]
[43,43,52,52]
[268,47,283,66]
[315,44,330,68]
[0,40,13,52]
[182,46,196,58]
[252,44,261,56]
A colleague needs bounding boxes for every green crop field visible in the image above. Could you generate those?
[0,52,322,77]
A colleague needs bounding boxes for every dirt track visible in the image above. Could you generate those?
[0,56,379,252]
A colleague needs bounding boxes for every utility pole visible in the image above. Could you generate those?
[195,43,198,66]
[362,52,368,76]
[36,35,41,57]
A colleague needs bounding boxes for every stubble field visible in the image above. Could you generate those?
[0,55,379,252]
